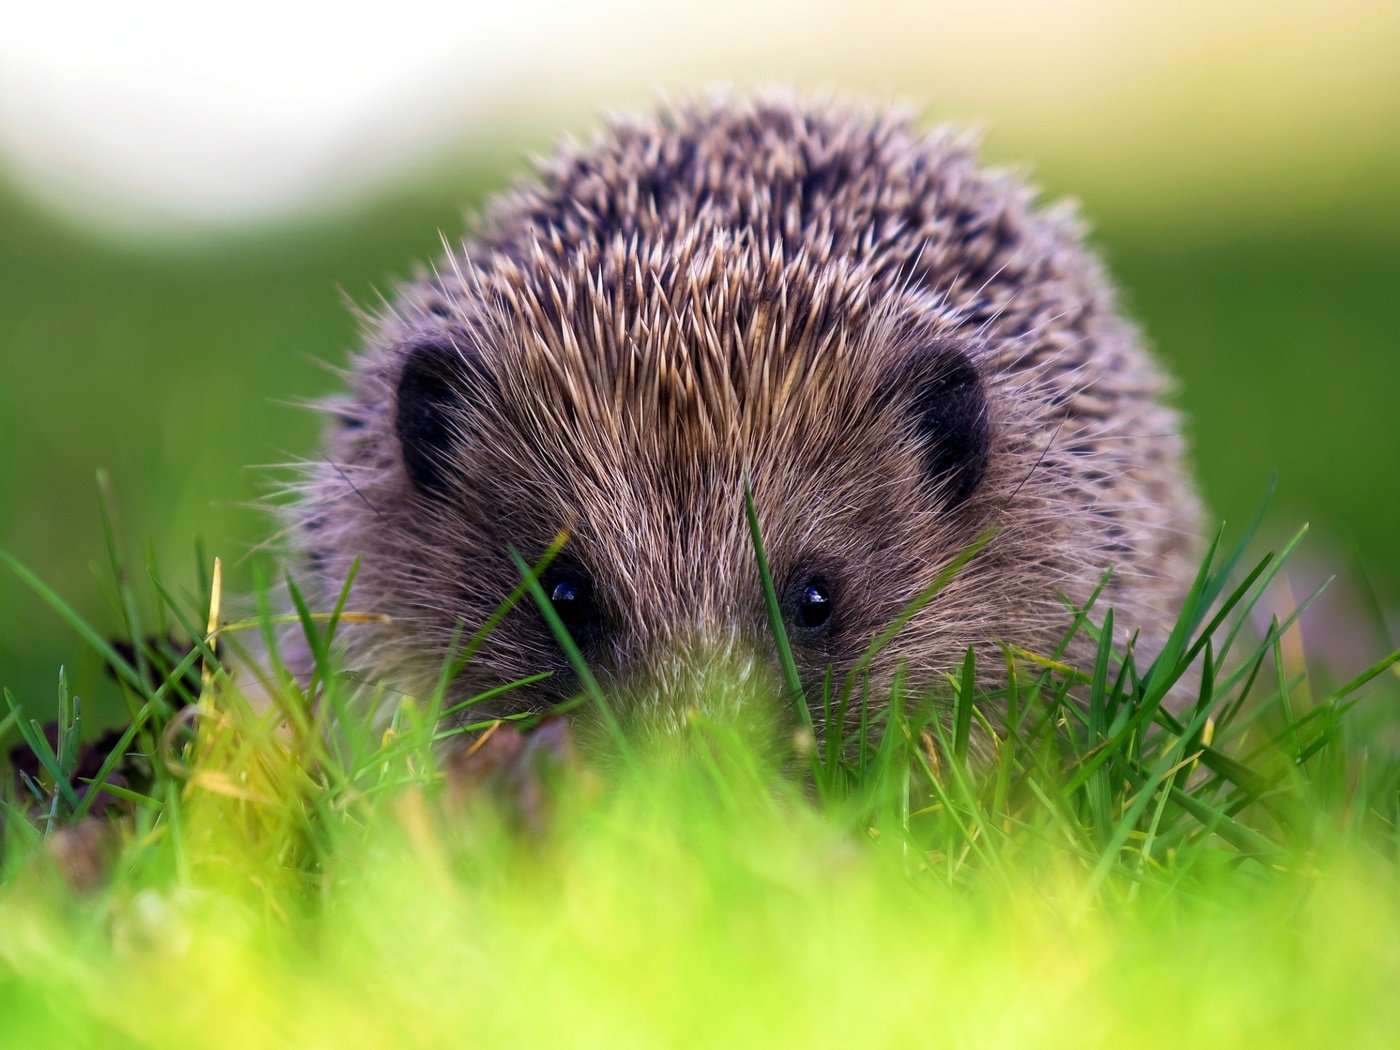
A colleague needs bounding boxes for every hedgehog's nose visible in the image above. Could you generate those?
[591,633,788,752]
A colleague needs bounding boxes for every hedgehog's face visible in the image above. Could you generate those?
[296,100,1204,742]
[354,297,1001,738]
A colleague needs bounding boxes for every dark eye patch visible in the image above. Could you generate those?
[891,342,990,508]
[394,337,486,497]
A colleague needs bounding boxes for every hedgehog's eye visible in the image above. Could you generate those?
[788,575,835,635]
[542,571,603,637]
[549,577,593,625]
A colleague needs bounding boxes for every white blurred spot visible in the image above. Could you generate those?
[0,0,1395,235]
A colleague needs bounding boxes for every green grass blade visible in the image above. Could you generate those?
[743,477,810,731]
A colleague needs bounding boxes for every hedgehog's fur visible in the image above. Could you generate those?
[290,94,1201,737]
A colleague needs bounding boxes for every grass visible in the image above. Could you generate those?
[1,498,1398,1048]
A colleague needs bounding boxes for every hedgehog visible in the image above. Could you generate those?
[286,94,1201,742]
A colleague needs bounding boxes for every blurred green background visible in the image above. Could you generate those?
[1,1,1397,721]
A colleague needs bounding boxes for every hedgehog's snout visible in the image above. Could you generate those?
[590,629,788,748]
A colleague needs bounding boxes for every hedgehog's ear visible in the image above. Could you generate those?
[889,343,991,509]
[395,338,475,498]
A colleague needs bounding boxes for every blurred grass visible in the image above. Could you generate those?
[2,147,1397,724]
